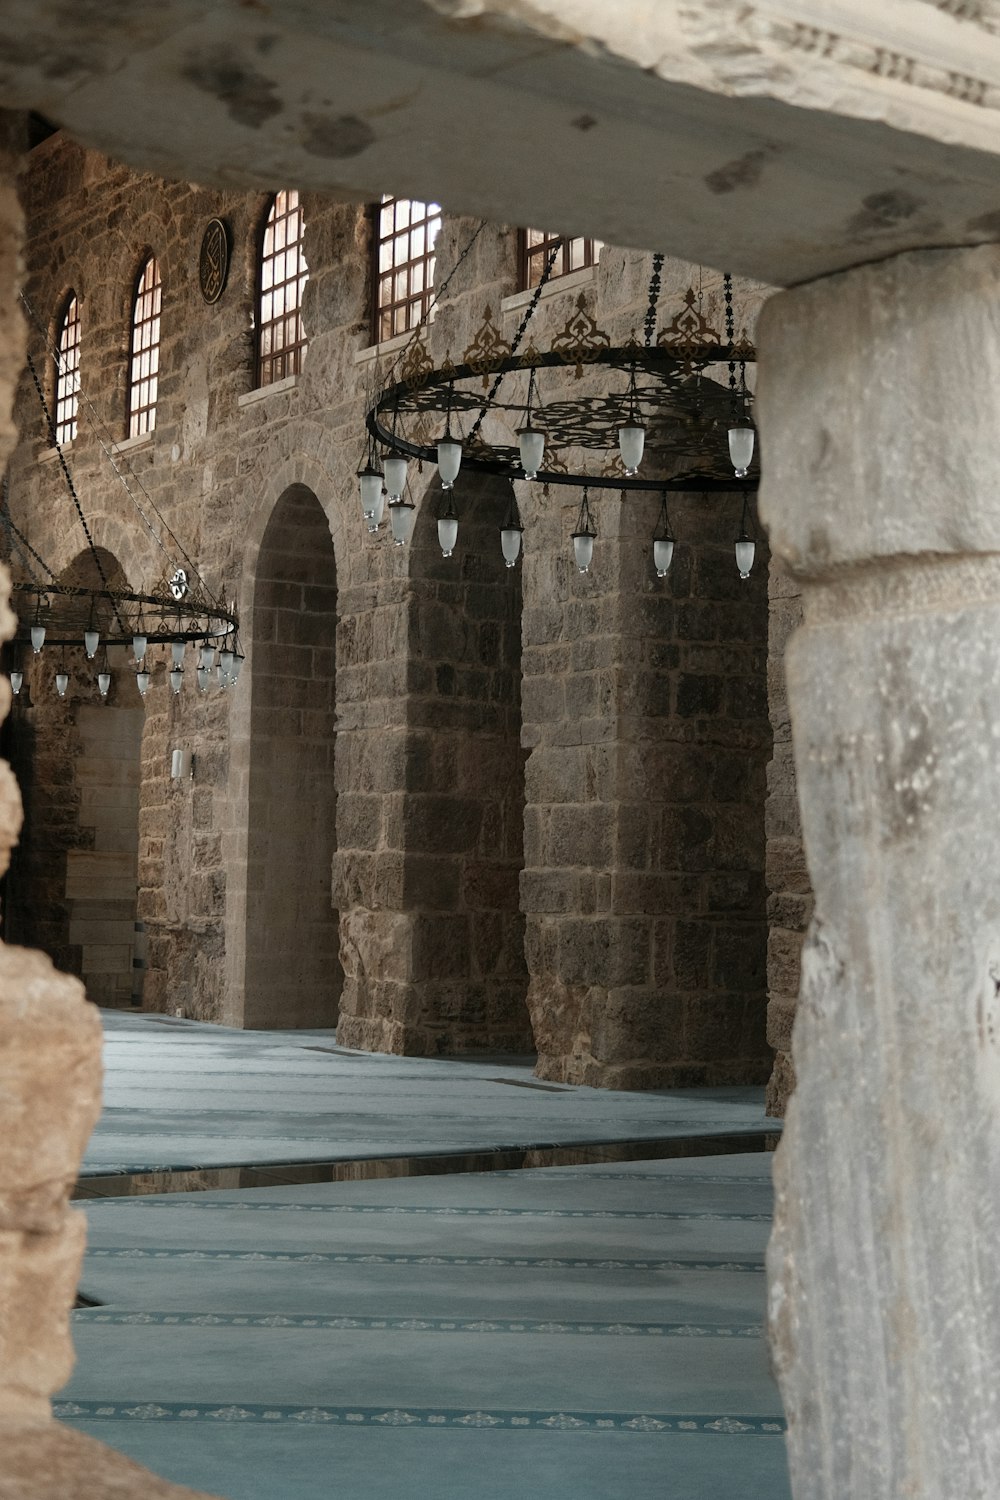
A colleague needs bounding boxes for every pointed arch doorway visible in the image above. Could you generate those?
[242,484,342,1028]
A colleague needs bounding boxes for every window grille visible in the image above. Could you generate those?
[519,230,603,289]
[257,190,309,386]
[127,256,162,438]
[54,292,80,445]
[373,195,442,342]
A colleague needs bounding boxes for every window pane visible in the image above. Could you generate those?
[256,193,309,386]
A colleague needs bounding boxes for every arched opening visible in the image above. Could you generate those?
[244,484,341,1027]
[5,546,144,1006]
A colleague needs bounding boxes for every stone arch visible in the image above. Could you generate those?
[4,543,145,1008]
[227,480,341,1028]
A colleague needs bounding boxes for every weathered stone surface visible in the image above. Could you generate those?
[0,1424,218,1499]
[761,243,1000,1499]
[2,4,1000,288]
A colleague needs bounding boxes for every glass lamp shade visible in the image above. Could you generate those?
[618,422,645,475]
[501,526,523,568]
[359,468,384,518]
[728,425,755,478]
[383,454,408,500]
[97,671,111,698]
[216,663,227,687]
[518,427,545,480]
[55,671,69,698]
[572,532,595,573]
[199,643,215,670]
[653,537,675,578]
[132,632,147,663]
[220,648,235,674]
[136,669,150,697]
[30,624,45,653]
[437,437,462,489]
[735,539,756,579]
[84,628,100,659]
[389,499,416,546]
[171,639,185,667]
[9,671,22,695]
[197,667,211,693]
[438,515,459,558]
[230,653,244,683]
[169,667,184,695]
[368,489,385,533]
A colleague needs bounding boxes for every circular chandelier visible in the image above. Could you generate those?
[2,302,240,705]
[361,249,760,580]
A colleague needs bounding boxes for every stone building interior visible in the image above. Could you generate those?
[0,6,998,1500]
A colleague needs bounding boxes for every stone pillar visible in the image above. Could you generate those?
[761,244,1000,1497]
[521,483,771,1088]
[764,559,810,1115]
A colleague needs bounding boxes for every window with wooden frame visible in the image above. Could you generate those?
[373,195,442,342]
[519,229,603,290]
[54,291,81,445]
[127,255,162,438]
[257,190,309,386]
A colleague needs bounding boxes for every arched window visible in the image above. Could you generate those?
[519,229,603,290]
[54,292,80,445]
[127,255,162,438]
[257,190,308,386]
[373,195,441,342]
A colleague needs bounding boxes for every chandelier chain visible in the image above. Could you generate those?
[0,475,56,585]
[357,219,490,474]
[466,238,562,449]
[18,291,221,612]
[644,254,665,348]
[24,349,128,635]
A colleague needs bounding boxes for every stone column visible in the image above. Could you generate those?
[761,244,1000,1497]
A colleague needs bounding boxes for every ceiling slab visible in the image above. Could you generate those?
[2,0,1000,284]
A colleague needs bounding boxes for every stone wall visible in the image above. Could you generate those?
[4,132,777,1088]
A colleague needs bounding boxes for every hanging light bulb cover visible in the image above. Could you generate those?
[30,624,45,653]
[97,670,111,697]
[735,492,757,580]
[516,370,545,480]
[436,381,463,490]
[652,492,676,579]
[500,492,524,569]
[84,628,99,659]
[437,492,459,558]
[230,651,244,683]
[219,648,235,673]
[197,666,210,692]
[169,666,184,694]
[517,427,545,480]
[571,489,597,574]
[618,365,646,476]
[389,496,416,546]
[383,453,408,501]
[358,463,385,519]
[9,670,22,695]
[199,642,215,670]
[136,669,150,697]
[728,423,755,479]
[55,670,69,698]
[132,632,147,663]
[171,639,185,667]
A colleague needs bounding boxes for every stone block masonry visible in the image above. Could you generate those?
[5,135,777,1095]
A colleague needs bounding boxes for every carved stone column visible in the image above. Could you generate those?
[761,244,1000,1496]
